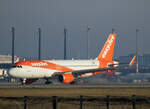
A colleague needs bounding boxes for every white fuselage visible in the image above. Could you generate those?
[8,60,100,79]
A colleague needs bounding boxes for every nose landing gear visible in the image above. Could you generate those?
[20,78,26,85]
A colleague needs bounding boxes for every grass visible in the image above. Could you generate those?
[0,87,149,97]
[0,87,150,109]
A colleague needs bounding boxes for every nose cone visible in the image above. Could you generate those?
[8,68,18,77]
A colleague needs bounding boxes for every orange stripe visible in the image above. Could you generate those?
[15,60,73,72]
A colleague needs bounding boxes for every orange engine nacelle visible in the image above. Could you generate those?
[58,73,74,84]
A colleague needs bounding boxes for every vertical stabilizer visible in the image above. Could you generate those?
[97,33,117,68]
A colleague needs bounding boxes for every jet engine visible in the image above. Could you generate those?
[58,73,74,84]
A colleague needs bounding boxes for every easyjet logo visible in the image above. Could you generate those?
[31,62,48,67]
[102,36,115,59]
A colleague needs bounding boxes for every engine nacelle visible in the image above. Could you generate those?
[58,73,74,84]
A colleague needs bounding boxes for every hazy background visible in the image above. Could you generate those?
[0,0,149,59]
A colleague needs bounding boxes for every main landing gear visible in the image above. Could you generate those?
[45,78,52,84]
[20,78,26,85]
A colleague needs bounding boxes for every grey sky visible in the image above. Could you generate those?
[0,0,149,59]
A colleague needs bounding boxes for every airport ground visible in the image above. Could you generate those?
[0,84,150,97]
[0,83,150,109]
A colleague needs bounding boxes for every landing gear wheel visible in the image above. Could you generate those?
[45,81,52,84]
[70,81,75,85]
[45,79,52,84]
[20,78,26,85]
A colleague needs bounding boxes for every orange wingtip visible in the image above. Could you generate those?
[129,55,136,66]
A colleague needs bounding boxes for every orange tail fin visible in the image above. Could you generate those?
[97,33,117,68]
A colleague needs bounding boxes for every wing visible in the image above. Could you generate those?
[51,67,116,84]
[53,67,115,77]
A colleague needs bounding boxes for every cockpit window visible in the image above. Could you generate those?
[12,65,22,68]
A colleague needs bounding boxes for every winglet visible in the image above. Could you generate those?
[129,55,136,66]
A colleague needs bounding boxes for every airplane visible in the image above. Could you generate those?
[8,32,136,84]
